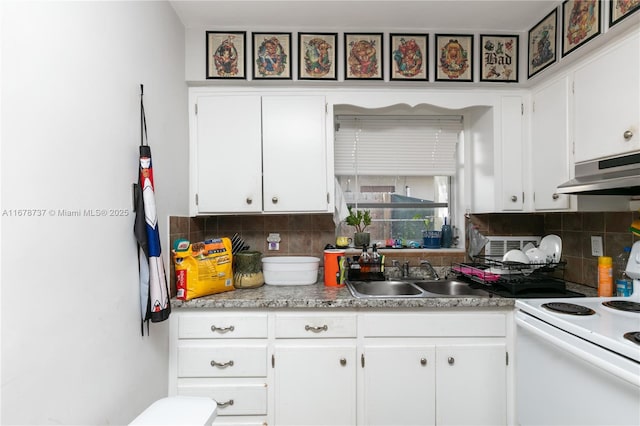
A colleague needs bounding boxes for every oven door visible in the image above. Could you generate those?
[515,311,640,425]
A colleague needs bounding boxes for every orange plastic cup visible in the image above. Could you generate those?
[324,249,346,286]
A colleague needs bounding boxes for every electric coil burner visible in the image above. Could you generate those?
[602,301,640,313]
[541,302,596,315]
[623,332,640,345]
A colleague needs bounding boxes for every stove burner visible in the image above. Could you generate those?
[623,332,640,345]
[602,301,640,313]
[541,302,596,315]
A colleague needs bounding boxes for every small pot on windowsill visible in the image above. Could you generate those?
[354,232,370,248]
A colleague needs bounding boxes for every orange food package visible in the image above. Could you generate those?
[173,237,234,300]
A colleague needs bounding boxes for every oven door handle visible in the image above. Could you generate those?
[516,313,640,387]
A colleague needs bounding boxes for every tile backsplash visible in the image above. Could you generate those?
[470,211,639,288]
[168,210,638,293]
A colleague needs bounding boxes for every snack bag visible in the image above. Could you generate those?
[174,237,234,300]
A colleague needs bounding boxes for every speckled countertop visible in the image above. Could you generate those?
[171,279,597,310]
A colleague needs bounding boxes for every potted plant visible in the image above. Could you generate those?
[346,206,372,247]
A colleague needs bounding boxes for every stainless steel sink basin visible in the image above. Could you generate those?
[346,279,491,298]
[347,280,423,298]
[412,280,491,296]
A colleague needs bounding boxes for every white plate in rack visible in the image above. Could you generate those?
[539,234,562,263]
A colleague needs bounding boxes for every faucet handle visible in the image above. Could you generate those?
[391,260,399,267]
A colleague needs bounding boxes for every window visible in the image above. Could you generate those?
[334,113,462,247]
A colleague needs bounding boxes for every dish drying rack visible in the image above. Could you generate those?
[452,256,567,294]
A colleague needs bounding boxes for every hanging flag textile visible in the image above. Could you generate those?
[134,85,170,335]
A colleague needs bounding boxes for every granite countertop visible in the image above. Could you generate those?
[171,277,598,310]
[171,281,516,309]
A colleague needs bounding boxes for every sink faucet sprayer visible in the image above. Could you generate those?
[420,260,439,280]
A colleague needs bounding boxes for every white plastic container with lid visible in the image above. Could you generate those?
[262,256,320,285]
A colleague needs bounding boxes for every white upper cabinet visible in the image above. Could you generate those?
[189,91,329,215]
[531,77,572,210]
[573,32,640,163]
[500,96,524,211]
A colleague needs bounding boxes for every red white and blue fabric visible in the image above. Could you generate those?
[134,85,170,334]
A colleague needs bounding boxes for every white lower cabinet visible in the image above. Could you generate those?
[169,309,511,426]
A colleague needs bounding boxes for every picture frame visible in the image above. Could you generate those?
[562,0,601,57]
[344,33,384,80]
[480,35,519,82]
[252,32,292,79]
[298,33,337,80]
[610,0,640,27]
[528,9,557,79]
[389,33,428,81]
[434,34,474,82]
[206,31,246,79]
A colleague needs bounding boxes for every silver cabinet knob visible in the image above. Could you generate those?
[246,197,253,205]
[272,196,278,204]
[448,357,455,365]
[552,193,559,200]
[420,358,427,366]
[511,195,518,202]
[624,130,633,140]
[340,358,347,366]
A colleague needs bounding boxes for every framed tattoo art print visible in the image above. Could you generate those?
[252,32,291,79]
[435,34,473,82]
[610,0,640,27]
[344,33,383,80]
[298,33,337,80]
[480,35,518,82]
[528,9,557,79]
[562,0,601,57]
[390,34,428,81]
[206,31,246,79]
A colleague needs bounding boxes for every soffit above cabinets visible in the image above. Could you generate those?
[170,0,560,32]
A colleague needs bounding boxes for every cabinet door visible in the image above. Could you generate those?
[262,96,328,212]
[531,77,571,210]
[500,96,524,211]
[195,95,262,213]
[436,343,507,425]
[274,343,356,425]
[573,33,640,163]
[363,345,436,426]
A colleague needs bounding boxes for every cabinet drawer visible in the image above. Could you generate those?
[178,313,268,339]
[275,313,357,338]
[178,343,267,377]
[363,313,506,337]
[178,383,267,416]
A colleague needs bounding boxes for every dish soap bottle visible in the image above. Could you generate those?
[615,247,633,297]
[359,245,370,273]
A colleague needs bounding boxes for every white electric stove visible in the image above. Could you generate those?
[515,241,640,425]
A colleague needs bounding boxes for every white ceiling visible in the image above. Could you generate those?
[170,0,561,33]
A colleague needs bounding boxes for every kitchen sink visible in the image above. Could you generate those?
[346,279,491,298]
[347,280,424,298]
[412,279,492,296]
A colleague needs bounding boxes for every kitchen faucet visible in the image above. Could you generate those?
[420,259,439,280]
[390,260,410,278]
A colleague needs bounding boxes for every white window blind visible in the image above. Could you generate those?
[334,115,462,176]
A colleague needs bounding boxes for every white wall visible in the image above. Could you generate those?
[1,1,188,424]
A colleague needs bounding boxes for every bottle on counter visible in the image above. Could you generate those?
[371,244,380,272]
[359,245,370,273]
[441,217,452,248]
[615,247,633,297]
[598,256,613,297]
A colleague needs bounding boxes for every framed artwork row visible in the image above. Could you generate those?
[206,4,638,82]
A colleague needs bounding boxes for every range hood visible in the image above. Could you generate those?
[556,152,640,195]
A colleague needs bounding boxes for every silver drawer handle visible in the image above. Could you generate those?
[216,399,234,408]
[420,358,427,366]
[340,357,347,366]
[448,357,455,365]
[552,193,559,200]
[210,360,234,368]
[305,324,328,332]
[211,325,235,333]
[623,130,633,140]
